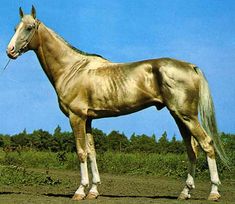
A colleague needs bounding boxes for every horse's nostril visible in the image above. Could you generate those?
[7,45,15,53]
[10,46,15,51]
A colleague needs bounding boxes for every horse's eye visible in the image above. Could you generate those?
[26,25,33,31]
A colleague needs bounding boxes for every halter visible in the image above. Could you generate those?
[18,19,41,55]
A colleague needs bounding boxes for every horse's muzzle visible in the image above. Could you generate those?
[6,46,19,59]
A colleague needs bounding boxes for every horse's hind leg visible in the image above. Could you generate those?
[174,117,199,200]
[190,122,221,201]
[173,113,221,201]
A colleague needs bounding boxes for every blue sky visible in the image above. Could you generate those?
[0,0,234,139]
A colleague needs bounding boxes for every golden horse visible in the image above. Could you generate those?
[7,6,227,201]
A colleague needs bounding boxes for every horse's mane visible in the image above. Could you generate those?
[47,27,106,60]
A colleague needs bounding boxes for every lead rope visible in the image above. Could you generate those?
[0,59,11,76]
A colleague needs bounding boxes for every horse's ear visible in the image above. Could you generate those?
[31,5,36,19]
[19,7,24,19]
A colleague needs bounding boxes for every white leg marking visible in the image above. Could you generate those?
[180,173,194,199]
[74,160,89,197]
[179,163,196,200]
[90,154,101,184]
[207,156,221,186]
[186,173,195,189]
[80,160,89,186]
[87,133,101,184]
[207,156,221,196]
[86,133,100,199]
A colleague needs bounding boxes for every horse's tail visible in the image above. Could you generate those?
[196,67,229,166]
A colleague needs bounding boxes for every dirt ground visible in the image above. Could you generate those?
[0,169,234,204]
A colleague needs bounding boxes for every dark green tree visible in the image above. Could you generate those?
[30,129,52,151]
[157,131,169,154]
[106,130,129,152]
[168,134,185,154]
[53,125,62,137]
[92,128,108,153]
[0,134,11,147]
[52,126,75,152]
[11,129,29,148]
[128,133,157,153]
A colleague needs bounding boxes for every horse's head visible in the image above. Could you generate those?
[7,6,40,59]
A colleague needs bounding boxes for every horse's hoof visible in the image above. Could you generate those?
[208,193,221,201]
[72,193,86,200]
[178,192,191,200]
[86,192,99,200]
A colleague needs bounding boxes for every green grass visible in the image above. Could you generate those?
[0,150,233,180]
[0,165,62,186]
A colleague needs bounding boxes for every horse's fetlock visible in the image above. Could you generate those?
[211,179,221,186]
[186,174,195,189]
[186,181,195,189]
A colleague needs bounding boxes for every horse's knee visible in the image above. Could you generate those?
[78,151,87,163]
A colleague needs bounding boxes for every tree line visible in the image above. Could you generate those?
[0,126,234,155]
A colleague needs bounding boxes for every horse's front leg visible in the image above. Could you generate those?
[86,119,101,200]
[69,113,89,200]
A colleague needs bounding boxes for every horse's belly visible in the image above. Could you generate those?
[87,98,159,119]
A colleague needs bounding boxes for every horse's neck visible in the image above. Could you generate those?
[34,23,87,86]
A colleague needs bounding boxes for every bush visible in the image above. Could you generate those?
[0,150,233,179]
[0,165,62,185]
